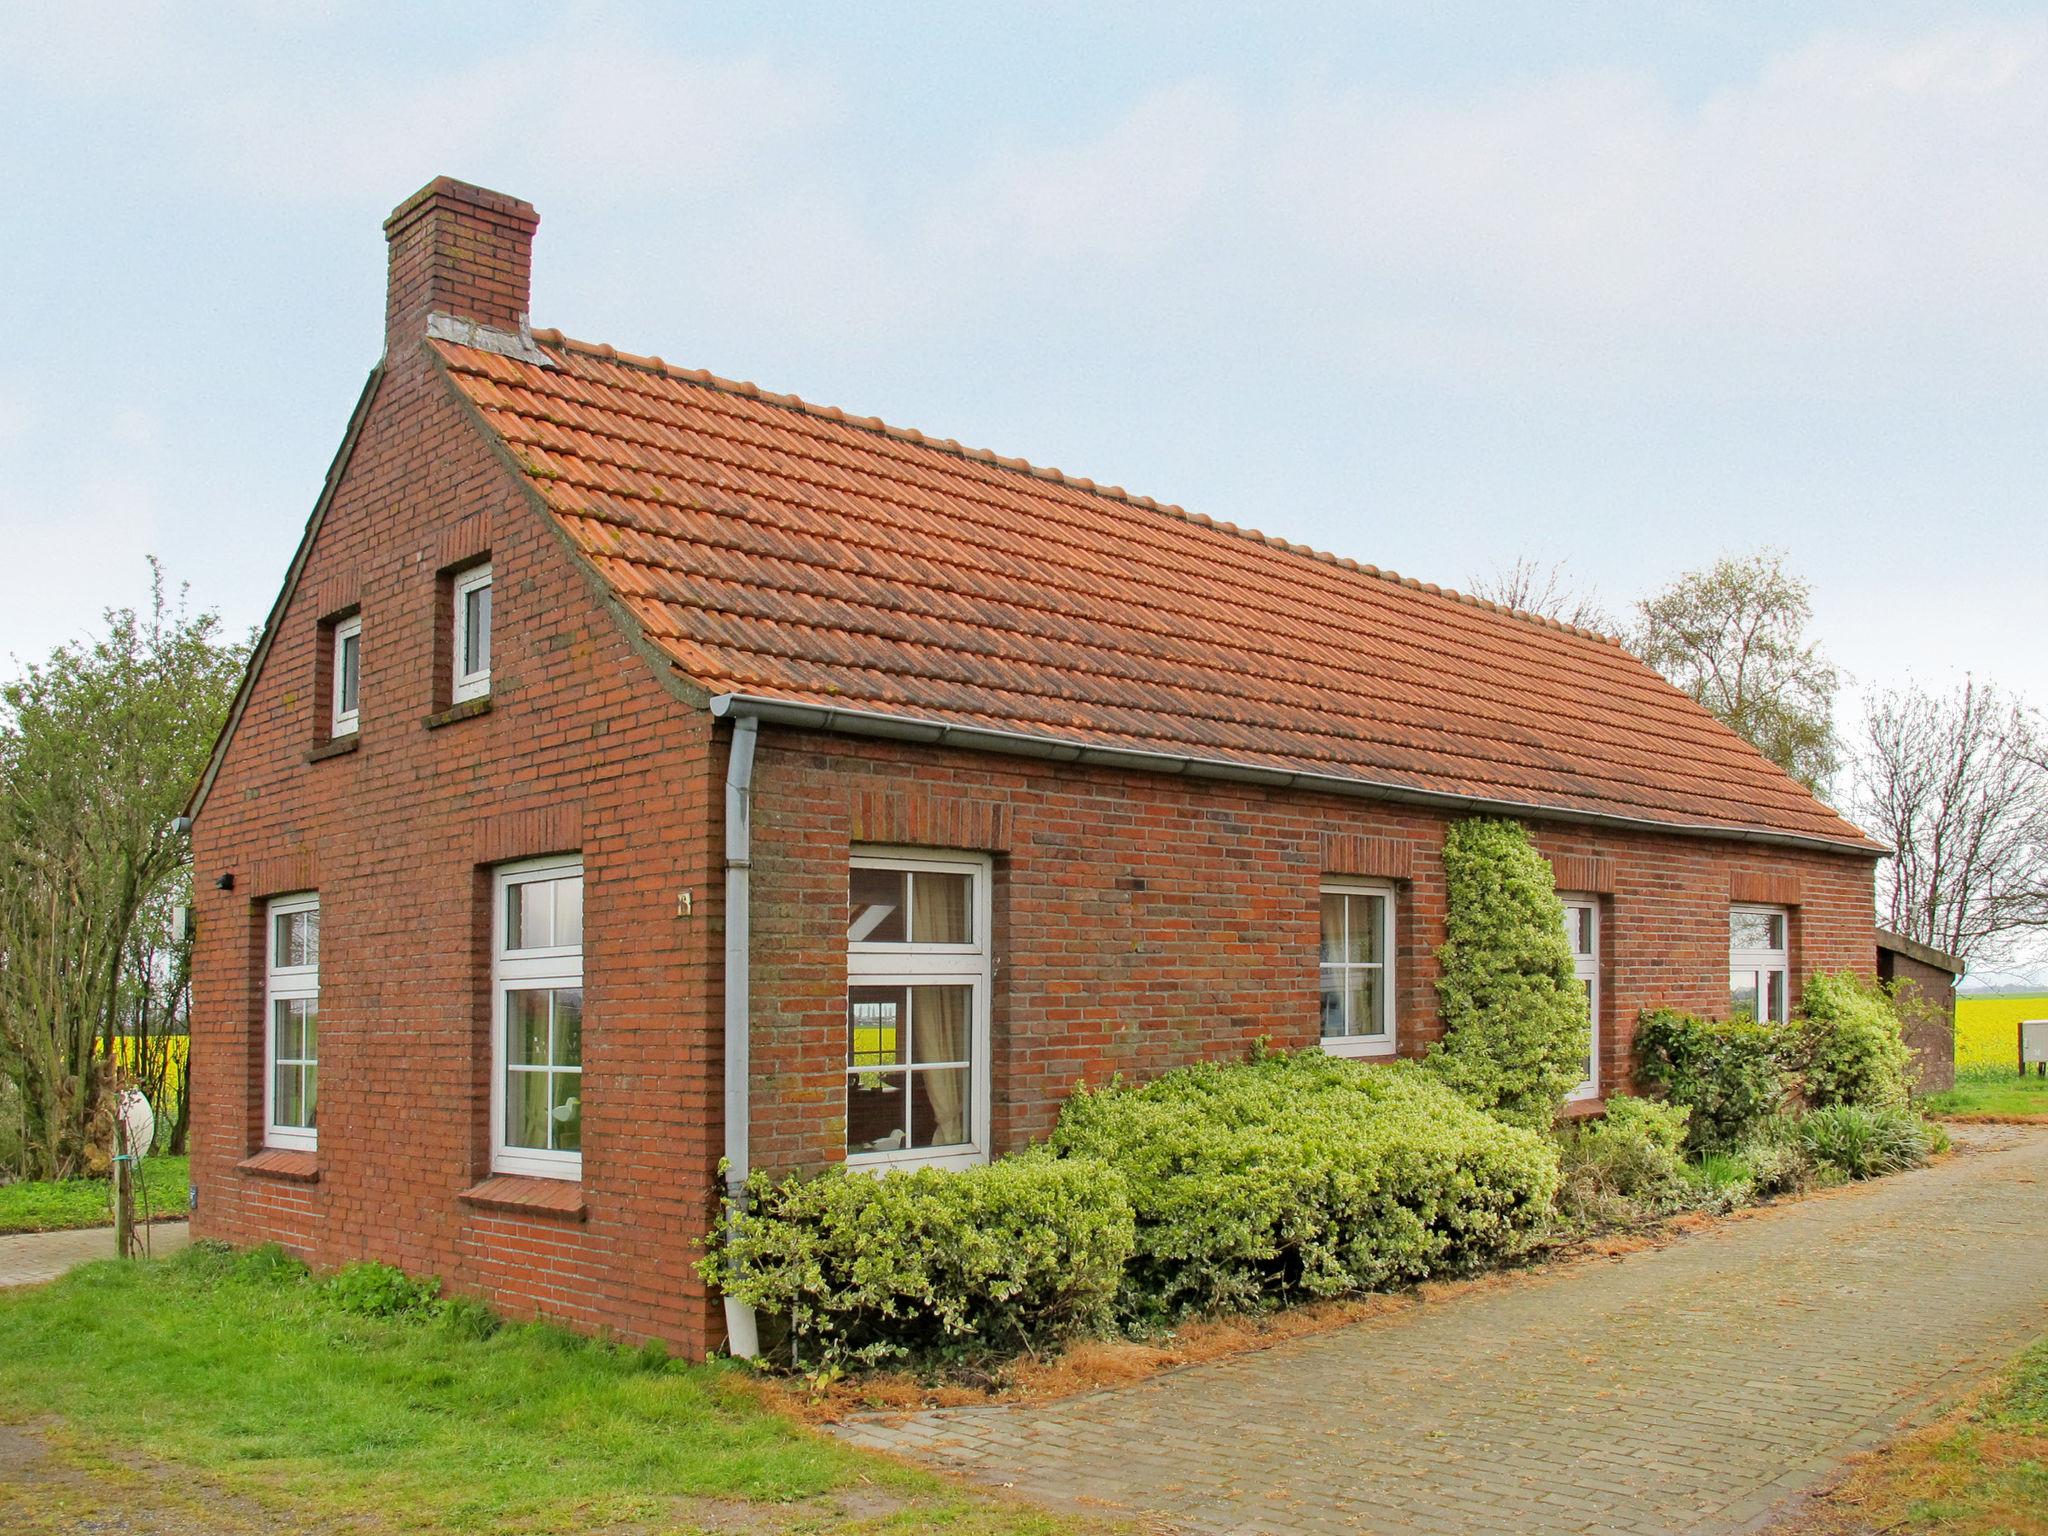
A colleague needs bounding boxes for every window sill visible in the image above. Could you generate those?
[306,735,359,763]
[459,1173,586,1221]
[238,1148,319,1182]
[846,1147,988,1176]
[424,696,492,730]
[1558,1095,1607,1120]
[1321,1038,1397,1060]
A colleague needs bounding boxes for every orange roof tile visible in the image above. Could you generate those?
[433,332,1879,852]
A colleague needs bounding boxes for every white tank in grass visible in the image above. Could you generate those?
[117,1089,155,1162]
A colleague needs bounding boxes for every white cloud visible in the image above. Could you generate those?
[946,80,1241,265]
[1263,24,2048,382]
[0,474,161,664]
[183,37,836,204]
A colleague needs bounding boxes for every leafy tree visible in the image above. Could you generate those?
[0,563,245,1177]
[1424,818,1589,1130]
[1632,550,1841,793]
[1856,678,2047,962]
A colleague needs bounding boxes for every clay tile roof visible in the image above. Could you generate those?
[433,332,1879,852]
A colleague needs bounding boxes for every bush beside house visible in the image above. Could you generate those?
[1424,819,1590,1131]
[706,1153,1133,1372]
[703,821,1939,1375]
[1048,1052,1559,1321]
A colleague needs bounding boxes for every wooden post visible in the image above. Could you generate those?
[112,1138,133,1260]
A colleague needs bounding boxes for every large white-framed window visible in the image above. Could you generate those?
[845,849,992,1171]
[452,563,492,704]
[1730,905,1791,1023]
[1320,882,1396,1058]
[1561,895,1601,1100]
[264,893,320,1151]
[491,855,583,1179]
[330,614,361,737]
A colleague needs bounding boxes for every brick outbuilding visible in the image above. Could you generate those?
[186,178,1885,1357]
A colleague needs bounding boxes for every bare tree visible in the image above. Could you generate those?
[1856,678,2048,963]
[1467,556,1612,632]
[1632,550,1841,793]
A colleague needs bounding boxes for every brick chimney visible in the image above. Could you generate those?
[383,177,540,362]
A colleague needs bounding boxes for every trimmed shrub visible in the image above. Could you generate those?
[1048,1051,1559,1320]
[1599,1096,1691,1155]
[703,1152,1133,1372]
[1553,1098,1693,1228]
[1424,818,1590,1130]
[1795,1105,1936,1180]
[1788,971,1913,1110]
[1633,1007,1789,1152]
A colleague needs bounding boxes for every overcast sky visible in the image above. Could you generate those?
[2,2,2044,969]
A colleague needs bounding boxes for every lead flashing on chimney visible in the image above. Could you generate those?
[424,311,556,368]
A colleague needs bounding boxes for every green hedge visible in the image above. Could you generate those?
[1424,818,1590,1130]
[1633,1008,1789,1152]
[1047,1050,1560,1321]
[1787,971,1913,1110]
[703,1152,1133,1372]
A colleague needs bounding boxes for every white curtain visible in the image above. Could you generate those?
[915,985,970,1145]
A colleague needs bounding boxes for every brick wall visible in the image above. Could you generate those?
[1878,947,1958,1094]
[188,331,725,1355]
[744,727,1880,1171]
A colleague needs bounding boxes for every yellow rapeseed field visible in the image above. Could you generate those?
[1955,995,2048,1072]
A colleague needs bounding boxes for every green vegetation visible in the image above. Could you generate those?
[708,1153,1133,1374]
[1790,971,1914,1109]
[1553,1098,1693,1227]
[1922,1065,2048,1120]
[0,568,242,1179]
[1423,817,1590,1130]
[0,1243,1093,1536]
[0,1155,186,1234]
[1632,1007,1789,1152]
[1048,1050,1559,1321]
[1793,1104,1941,1180]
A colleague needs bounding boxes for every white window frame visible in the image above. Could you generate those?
[1730,904,1791,1024]
[452,563,492,704]
[263,893,320,1152]
[1561,895,1601,1102]
[1320,881,1397,1059]
[845,848,993,1172]
[490,854,584,1180]
[330,614,361,738]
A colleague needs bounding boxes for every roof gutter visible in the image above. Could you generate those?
[708,693,1887,860]
[720,715,760,1361]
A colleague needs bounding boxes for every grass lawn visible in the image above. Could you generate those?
[0,1243,1101,1536]
[1788,1335,2048,1535]
[1922,1067,2048,1121]
[0,1155,188,1234]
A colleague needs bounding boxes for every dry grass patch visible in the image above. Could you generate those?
[1777,1336,2048,1536]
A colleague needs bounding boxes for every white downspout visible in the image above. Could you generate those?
[721,714,761,1359]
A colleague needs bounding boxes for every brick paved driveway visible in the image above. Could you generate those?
[0,1221,189,1288]
[837,1125,2048,1536]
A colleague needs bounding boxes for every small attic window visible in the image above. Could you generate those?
[330,615,361,737]
[452,563,492,703]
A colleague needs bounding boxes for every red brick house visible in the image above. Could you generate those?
[185,177,1884,1357]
